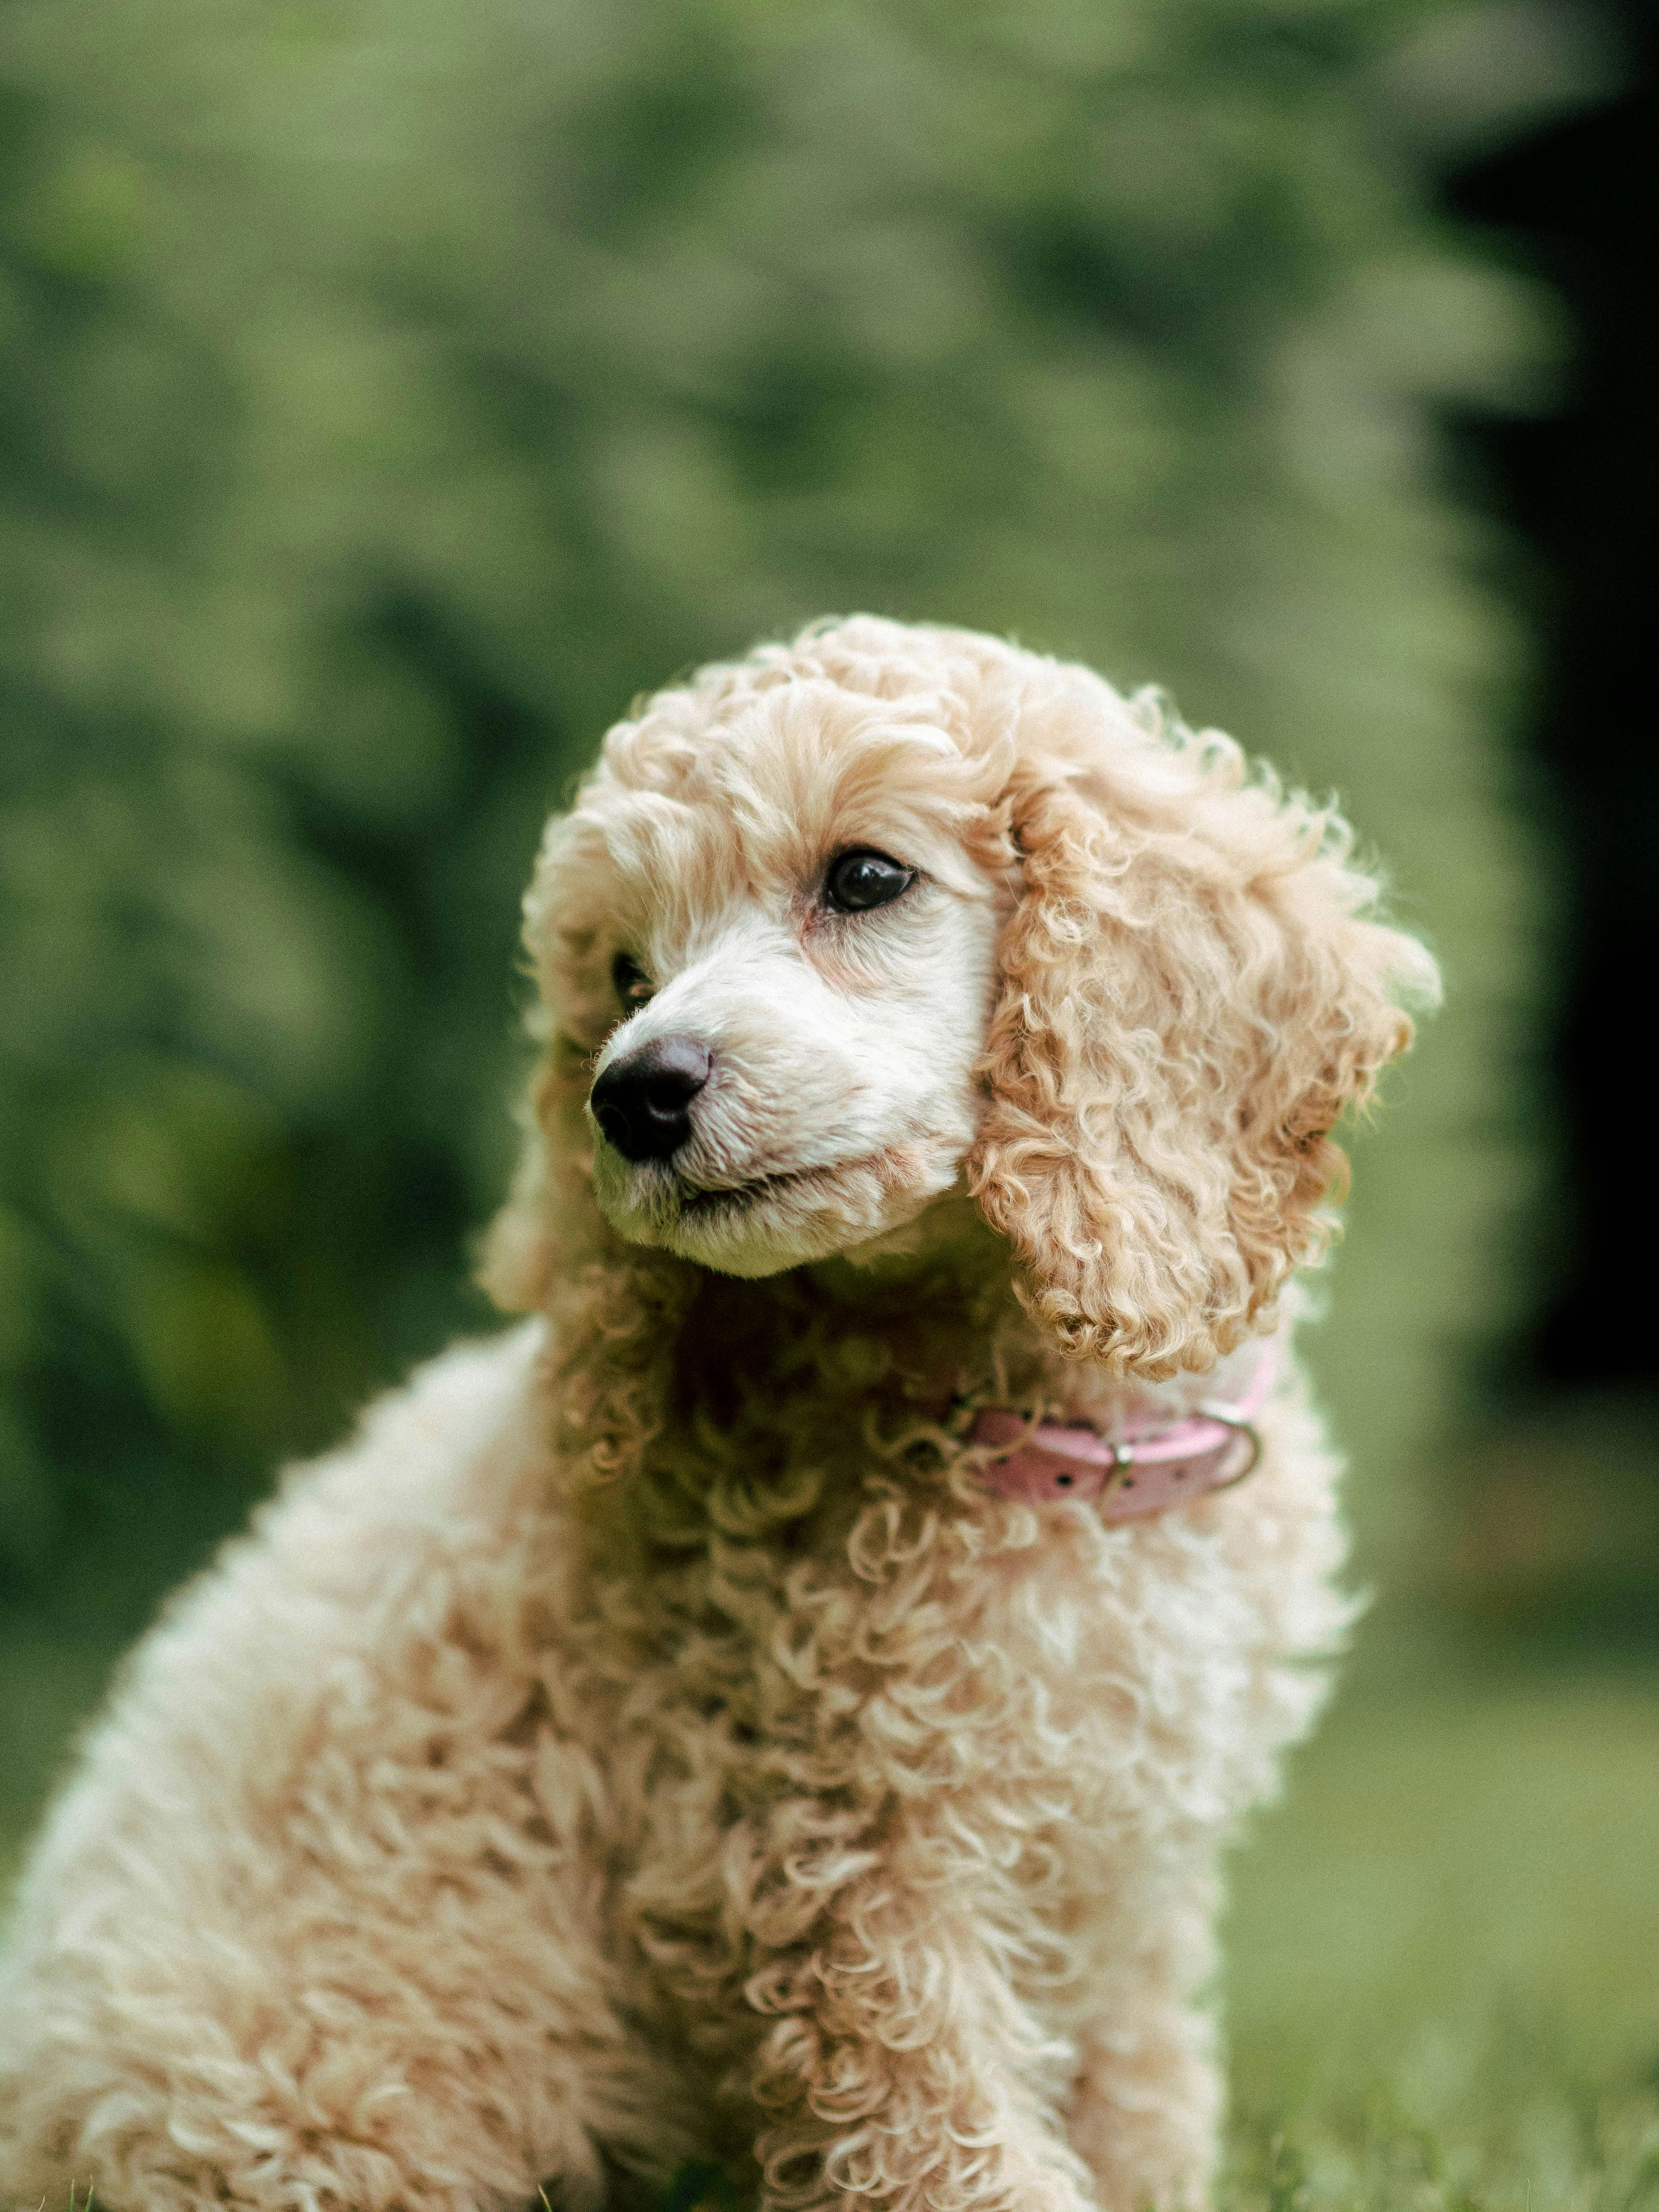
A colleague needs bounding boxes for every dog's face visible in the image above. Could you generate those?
[532,681,1013,1278]
[493,619,1436,1377]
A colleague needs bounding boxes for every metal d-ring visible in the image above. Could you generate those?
[1094,1438,1138,1500]
[1196,1404,1264,1489]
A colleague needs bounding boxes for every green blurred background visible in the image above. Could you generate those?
[1,1,1654,2203]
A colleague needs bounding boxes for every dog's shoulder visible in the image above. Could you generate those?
[50,1324,552,1798]
[237,1315,552,1604]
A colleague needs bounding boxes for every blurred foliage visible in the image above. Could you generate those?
[0,0,1603,1612]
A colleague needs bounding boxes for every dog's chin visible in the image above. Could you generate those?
[592,1142,962,1280]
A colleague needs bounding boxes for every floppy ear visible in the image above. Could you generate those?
[477,800,626,1314]
[967,743,1437,1380]
[476,1038,594,1313]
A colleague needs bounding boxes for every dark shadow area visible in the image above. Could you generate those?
[1446,0,1657,1393]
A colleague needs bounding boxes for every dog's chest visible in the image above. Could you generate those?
[576,1490,1225,2014]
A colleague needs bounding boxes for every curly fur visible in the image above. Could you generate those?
[0,618,1436,2212]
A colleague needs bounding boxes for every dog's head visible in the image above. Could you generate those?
[485,617,1437,1377]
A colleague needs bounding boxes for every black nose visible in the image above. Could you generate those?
[590,1035,712,1163]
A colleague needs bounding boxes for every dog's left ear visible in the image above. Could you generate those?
[967,742,1438,1379]
[477,1039,594,1313]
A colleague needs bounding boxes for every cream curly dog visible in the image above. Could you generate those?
[0,617,1436,2212]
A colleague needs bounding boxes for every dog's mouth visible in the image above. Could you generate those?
[591,1132,966,1275]
[590,1115,969,1270]
[673,1158,868,1220]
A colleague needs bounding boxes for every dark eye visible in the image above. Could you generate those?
[823,848,916,914]
[611,951,653,1008]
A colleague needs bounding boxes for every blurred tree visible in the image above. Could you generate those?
[0,0,1595,1614]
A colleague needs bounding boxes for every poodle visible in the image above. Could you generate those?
[0,617,1437,2212]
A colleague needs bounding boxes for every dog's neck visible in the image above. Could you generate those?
[539,1195,1275,1526]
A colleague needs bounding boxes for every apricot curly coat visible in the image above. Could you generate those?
[0,618,1435,2212]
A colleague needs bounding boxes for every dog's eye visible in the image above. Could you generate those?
[611,952,653,1008]
[823,849,916,914]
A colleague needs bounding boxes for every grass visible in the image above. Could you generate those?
[1221,1649,1659,2210]
[3,1630,1657,2212]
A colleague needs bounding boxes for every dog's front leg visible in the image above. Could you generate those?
[1060,1867,1224,2212]
[741,1848,1097,2212]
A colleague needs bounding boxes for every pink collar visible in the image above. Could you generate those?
[968,1345,1275,1521]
